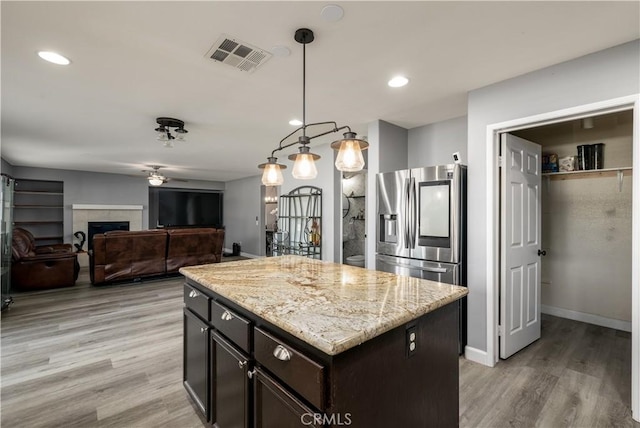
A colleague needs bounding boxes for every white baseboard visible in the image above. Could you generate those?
[464,345,494,367]
[541,304,631,332]
[241,252,260,259]
[222,248,261,259]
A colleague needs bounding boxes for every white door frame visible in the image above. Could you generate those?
[484,94,640,421]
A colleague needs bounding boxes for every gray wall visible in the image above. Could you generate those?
[224,174,263,257]
[408,116,467,167]
[8,165,225,244]
[366,120,408,267]
[466,39,640,353]
[1,158,14,176]
[378,120,409,173]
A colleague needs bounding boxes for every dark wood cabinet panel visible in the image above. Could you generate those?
[329,302,460,428]
[210,299,251,353]
[183,308,210,420]
[184,284,210,322]
[254,367,321,428]
[254,327,325,411]
[211,330,250,428]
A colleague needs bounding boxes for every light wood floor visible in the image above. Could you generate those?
[2,269,638,427]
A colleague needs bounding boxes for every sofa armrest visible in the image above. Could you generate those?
[35,243,73,254]
[21,252,77,262]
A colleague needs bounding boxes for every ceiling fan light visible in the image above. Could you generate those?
[157,130,168,141]
[148,176,164,186]
[175,128,188,141]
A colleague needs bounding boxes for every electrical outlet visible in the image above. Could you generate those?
[406,325,417,357]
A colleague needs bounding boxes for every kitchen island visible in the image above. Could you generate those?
[180,255,468,428]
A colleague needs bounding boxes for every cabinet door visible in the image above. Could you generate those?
[211,330,250,428]
[254,367,321,428]
[183,308,209,420]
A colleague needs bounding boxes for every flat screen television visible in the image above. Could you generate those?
[157,189,223,228]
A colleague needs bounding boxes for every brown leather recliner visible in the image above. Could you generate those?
[11,228,80,290]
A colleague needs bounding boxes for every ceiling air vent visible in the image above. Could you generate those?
[206,34,273,73]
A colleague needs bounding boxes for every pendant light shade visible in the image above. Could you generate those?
[289,146,319,180]
[258,157,287,186]
[332,132,369,172]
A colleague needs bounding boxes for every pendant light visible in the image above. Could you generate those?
[331,132,368,172]
[258,157,287,186]
[288,29,319,180]
[258,28,368,186]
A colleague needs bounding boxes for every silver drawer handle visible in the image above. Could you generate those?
[238,360,247,370]
[273,345,291,361]
[189,290,200,298]
[221,310,234,321]
[200,327,208,334]
[247,369,256,379]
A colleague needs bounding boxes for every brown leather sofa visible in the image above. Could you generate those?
[11,227,80,290]
[166,228,223,273]
[90,228,224,285]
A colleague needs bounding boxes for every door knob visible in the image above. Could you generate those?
[537,249,547,256]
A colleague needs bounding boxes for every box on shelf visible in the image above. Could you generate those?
[559,156,576,172]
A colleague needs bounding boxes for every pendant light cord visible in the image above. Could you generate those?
[302,41,306,139]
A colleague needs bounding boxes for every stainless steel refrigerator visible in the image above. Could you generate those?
[376,164,466,351]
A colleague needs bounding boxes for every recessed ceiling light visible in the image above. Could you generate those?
[321,4,344,22]
[37,51,70,65]
[289,119,303,126]
[388,76,409,88]
[272,45,291,57]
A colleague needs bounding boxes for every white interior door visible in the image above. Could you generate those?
[500,133,542,359]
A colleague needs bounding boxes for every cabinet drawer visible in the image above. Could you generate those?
[254,327,325,410]
[184,284,210,321]
[210,300,251,353]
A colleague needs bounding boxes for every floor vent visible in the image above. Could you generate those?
[206,34,272,73]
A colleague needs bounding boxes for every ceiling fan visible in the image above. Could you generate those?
[141,165,187,186]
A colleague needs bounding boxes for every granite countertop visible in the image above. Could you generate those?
[180,255,468,356]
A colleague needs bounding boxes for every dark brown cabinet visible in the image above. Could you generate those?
[184,278,461,428]
[183,308,210,420]
[254,367,321,428]
[211,330,251,428]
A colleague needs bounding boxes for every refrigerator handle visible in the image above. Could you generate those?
[404,178,411,249]
[410,177,416,248]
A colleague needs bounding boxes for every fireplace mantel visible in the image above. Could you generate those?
[72,204,143,210]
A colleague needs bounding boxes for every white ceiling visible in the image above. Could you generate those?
[2,1,639,182]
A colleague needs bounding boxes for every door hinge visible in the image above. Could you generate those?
[498,324,505,337]
[498,156,504,168]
